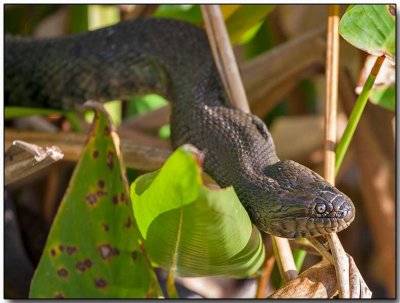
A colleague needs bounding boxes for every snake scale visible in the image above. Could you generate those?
[5,18,355,238]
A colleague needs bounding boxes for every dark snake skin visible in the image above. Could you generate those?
[5,18,355,238]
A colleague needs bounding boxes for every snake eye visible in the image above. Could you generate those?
[315,203,326,214]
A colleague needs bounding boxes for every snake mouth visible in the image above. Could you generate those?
[266,215,355,239]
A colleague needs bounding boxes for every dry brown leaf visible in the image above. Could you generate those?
[270,260,338,298]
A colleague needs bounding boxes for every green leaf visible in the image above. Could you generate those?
[225,5,275,44]
[154,5,203,25]
[243,20,274,60]
[126,94,168,116]
[158,124,171,140]
[30,103,160,298]
[370,84,395,111]
[69,5,89,33]
[339,5,395,62]
[131,145,265,278]
[84,100,122,127]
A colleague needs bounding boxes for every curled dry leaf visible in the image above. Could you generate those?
[269,260,338,298]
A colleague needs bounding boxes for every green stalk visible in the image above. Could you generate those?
[65,111,83,133]
[335,55,385,175]
[293,248,307,272]
[5,107,62,119]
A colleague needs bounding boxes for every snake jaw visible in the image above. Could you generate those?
[262,189,355,238]
[264,214,355,239]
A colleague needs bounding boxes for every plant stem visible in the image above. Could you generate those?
[5,107,63,119]
[166,269,179,298]
[324,4,352,298]
[335,55,385,174]
[324,4,340,184]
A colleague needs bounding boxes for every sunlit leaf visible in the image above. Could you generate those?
[88,4,120,30]
[30,103,160,298]
[126,94,168,117]
[220,5,240,20]
[225,5,275,44]
[243,20,273,59]
[339,5,395,62]
[131,145,265,278]
[85,101,122,127]
[158,124,171,140]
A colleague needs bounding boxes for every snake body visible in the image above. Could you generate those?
[5,18,355,238]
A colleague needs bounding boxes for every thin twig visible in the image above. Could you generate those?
[5,129,170,171]
[271,237,298,283]
[201,5,250,113]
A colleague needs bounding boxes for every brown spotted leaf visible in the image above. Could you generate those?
[29,102,161,298]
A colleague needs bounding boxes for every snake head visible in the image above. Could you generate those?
[255,160,355,238]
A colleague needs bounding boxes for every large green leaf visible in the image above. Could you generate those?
[339,5,395,62]
[30,103,160,298]
[130,145,265,278]
[225,5,275,44]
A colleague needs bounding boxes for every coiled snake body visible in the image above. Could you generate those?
[5,18,355,238]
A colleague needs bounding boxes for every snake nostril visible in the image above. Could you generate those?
[336,210,346,218]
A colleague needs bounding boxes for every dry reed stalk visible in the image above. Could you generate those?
[316,5,371,298]
[201,5,250,113]
[323,4,350,298]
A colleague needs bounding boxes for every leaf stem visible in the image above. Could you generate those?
[65,111,84,133]
[166,269,179,298]
[335,55,385,174]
